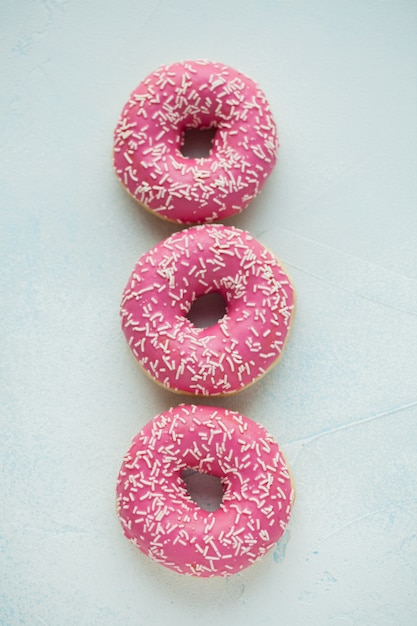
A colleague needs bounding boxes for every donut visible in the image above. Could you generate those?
[113,60,278,224]
[116,404,294,577]
[120,224,295,396]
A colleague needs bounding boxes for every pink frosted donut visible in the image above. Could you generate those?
[116,404,294,577]
[113,60,278,224]
[120,224,295,396]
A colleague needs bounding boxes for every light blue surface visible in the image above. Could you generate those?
[1,1,417,624]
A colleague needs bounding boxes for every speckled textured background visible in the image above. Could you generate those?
[1,1,417,624]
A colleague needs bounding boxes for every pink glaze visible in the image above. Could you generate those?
[113,60,278,224]
[120,224,295,396]
[116,404,294,577]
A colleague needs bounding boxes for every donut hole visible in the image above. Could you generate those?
[182,468,224,511]
[186,292,227,328]
[180,126,217,158]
